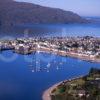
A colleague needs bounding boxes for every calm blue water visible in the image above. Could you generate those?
[0,51,100,100]
[0,23,100,38]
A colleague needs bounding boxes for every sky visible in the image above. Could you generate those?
[16,0,100,17]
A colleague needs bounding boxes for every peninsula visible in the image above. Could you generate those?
[43,68,100,100]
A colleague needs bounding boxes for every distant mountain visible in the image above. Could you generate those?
[0,0,88,28]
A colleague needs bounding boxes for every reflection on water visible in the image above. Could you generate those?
[0,51,100,100]
[27,52,64,73]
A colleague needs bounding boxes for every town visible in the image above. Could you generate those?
[0,36,100,62]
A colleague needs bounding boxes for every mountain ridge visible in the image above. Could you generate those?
[0,0,88,28]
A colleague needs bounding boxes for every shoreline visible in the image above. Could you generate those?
[42,76,83,100]
[1,47,100,63]
[0,36,100,63]
[31,47,100,63]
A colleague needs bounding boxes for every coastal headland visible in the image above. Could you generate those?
[43,68,100,100]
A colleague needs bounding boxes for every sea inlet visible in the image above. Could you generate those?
[0,50,100,100]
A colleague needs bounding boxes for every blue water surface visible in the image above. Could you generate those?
[0,23,100,38]
[0,51,100,100]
